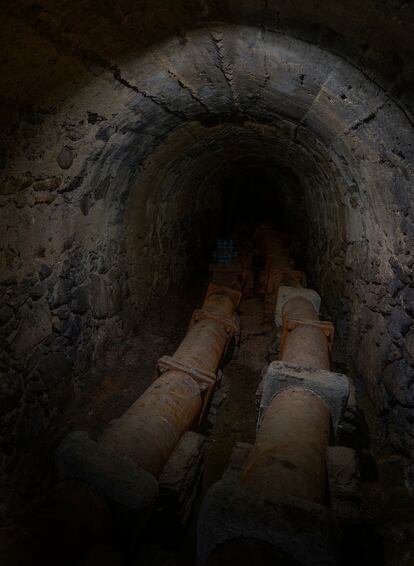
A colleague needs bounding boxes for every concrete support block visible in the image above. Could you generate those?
[158,431,206,528]
[56,431,159,514]
[327,446,361,523]
[258,361,350,436]
[275,286,321,326]
[197,473,340,566]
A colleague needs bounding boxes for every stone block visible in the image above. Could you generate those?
[275,286,321,326]
[258,361,350,436]
[56,431,158,515]
[197,473,340,566]
[327,446,361,523]
[158,431,206,527]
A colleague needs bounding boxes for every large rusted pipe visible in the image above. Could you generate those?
[100,286,238,477]
[100,370,202,477]
[244,244,333,503]
[281,296,330,370]
[203,292,236,317]
[281,326,330,371]
[242,388,331,504]
[198,233,341,566]
[174,319,229,377]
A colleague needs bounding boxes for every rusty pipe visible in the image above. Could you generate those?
[202,292,236,318]
[100,370,202,477]
[174,319,229,377]
[281,296,330,371]
[242,388,331,504]
[281,325,330,371]
[100,285,238,477]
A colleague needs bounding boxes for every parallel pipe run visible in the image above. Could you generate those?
[198,229,342,566]
[281,325,330,371]
[173,320,229,379]
[242,244,333,500]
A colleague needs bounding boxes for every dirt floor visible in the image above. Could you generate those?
[199,295,273,496]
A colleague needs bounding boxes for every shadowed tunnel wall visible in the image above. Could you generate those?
[1,1,414,514]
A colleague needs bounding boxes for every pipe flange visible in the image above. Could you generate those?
[189,308,240,339]
[275,286,321,327]
[279,317,335,355]
[204,282,242,310]
[156,355,216,392]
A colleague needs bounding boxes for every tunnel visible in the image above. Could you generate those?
[1,2,414,565]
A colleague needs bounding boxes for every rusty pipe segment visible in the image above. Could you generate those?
[58,249,243,518]
[174,319,230,377]
[100,370,202,477]
[197,237,344,565]
[280,324,331,371]
[278,287,331,371]
[204,282,242,310]
[176,284,240,377]
[275,287,321,327]
[198,385,338,566]
[242,388,332,504]
[202,291,237,318]
[209,259,251,292]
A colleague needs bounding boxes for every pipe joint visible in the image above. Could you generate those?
[258,361,350,438]
[156,354,216,393]
[280,317,335,355]
[275,286,321,326]
[189,308,240,342]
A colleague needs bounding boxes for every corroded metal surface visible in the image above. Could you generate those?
[281,325,331,371]
[242,388,331,504]
[100,370,202,476]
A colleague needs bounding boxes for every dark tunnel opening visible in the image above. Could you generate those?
[218,163,304,236]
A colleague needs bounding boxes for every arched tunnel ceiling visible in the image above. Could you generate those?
[2,25,412,277]
[1,0,414,119]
